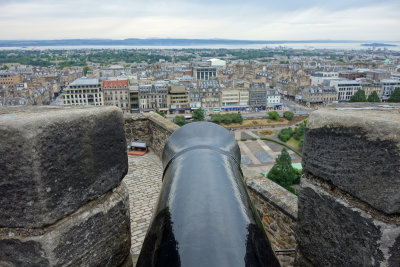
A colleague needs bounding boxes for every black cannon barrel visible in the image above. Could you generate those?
[137,122,280,267]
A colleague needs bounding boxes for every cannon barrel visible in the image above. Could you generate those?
[137,122,280,267]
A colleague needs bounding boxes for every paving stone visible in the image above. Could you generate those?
[122,151,163,255]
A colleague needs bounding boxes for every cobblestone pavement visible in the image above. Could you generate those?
[122,151,163,262]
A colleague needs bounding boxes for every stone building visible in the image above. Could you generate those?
[63,77,103,106]
[138,82,168,112]
[167,84,190,114]
[103,78,130,113]
[297,86,338,107]
[329,79,361,101]
[198,80,221,112]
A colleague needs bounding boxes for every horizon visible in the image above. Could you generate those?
[0,0,399,41]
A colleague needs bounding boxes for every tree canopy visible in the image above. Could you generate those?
[283,111,294,121]
[192,108,205,121]
[174,115,186,126]
[267,148,301,192]
[349,89,367,102]
[367,91,381,102]
[268,111,279,120]
[388,88,400,103]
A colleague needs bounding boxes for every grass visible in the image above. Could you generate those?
[221,118,289,127]
[258,130,275,137]
[260,137,302,157]
[286,137,301,151]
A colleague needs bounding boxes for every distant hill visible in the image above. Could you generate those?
[361,43,397,47]
[0,38,392,47]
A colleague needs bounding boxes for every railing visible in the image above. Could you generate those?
[137,122,280,267]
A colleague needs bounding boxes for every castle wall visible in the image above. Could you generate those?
[244,168,298,267]
[124,112,178,157]
[296,107,400,266]
[0,106,132,267]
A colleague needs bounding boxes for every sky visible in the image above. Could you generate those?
[0,0,399,41]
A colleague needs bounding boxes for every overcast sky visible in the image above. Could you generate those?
[0,0,399,40]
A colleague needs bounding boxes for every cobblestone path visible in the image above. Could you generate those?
[122,151,163,263]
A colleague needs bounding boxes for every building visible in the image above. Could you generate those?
[63,77,103,106]
[129,85,139,113]
[297,86,337,107]
[198,80,221,113]
[329,79,361,102]
[220,89,249,112]
[0,72,22,87]
[249,82,267,110]
[207,58,226,68]
[138,82,168,112]
[310,72,339,86]
[361,83,383,100]
[103,78,130,113]
[380,79,400,101]
[339,71,366,80]
[193,65,217,80]
[266,89,282,110]
[167,84,190,114]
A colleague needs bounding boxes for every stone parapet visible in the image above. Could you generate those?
[0,182,131,267]
[297,105,400,267]
[0,106,132,266]
[244,166,298,266]
[124,113,179,157]
[0,106,128,228]
[302,107,400,214]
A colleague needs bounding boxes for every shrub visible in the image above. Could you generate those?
[268,111,279,120]
[174,115,186,126]
[211,114,223,124]
[192,108,205,121]
[293,121,306,141]
[278,127,293,142]
[241,138,247,141]
[283,111,294,121]
[251,137,257,141]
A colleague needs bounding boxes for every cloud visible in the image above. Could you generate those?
[0,0,399,40]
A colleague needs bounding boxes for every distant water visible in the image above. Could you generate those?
[0,43,399,51]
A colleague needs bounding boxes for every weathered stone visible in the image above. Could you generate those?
[124,112,178,157]
[0,106,128,228]
[296,174,400,267]
[302,108,400,214]
[0,182,131,267]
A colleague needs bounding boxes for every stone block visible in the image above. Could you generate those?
[302,108,400,214]
[0,106,128,228]
[296,174,400,267]
[0,182,132,267]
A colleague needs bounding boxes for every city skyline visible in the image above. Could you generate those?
[0,0,399,41]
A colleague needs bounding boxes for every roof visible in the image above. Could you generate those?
[70,77,99,86]
[103,79,129,89]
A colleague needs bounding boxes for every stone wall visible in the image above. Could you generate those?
[296,106,400,267]
[0,106,132,267]
[244,166,298,267]
[124,113,179,157]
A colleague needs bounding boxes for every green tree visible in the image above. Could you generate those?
[192,108,205,121]
[267,148,298,190]
[349,89,367,102]
[1,65,8,70]
[83,66,90,76]
[367,91,381,102]
[268,111,280,120]
[174,115,186,126]
[278,128,293,142]
[156,111,166,118]
[283,111,294,121]
[388,88,400,103]
[211,114,223,124]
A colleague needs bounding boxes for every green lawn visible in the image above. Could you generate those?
[286,137,301,151]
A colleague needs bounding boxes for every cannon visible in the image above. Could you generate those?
[137,122,280,267]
